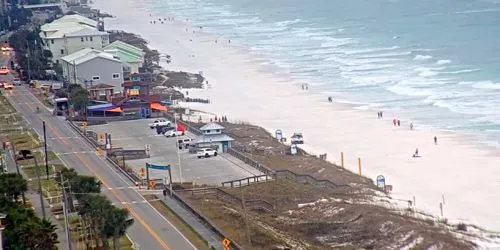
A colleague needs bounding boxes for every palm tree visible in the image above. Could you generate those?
[19,219,58,249]
[0,173,27,202]
[104,207,134,250]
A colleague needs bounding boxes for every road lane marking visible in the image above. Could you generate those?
[74,152,171,250]
[42,122,171,249]
[31,100,197,250]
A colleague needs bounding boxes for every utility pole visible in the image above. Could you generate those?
[33,155,46,219]
[10,144,26,205]
[241,187,252,246]
[26,40,31,81]
[43,121,49,179]
[60,173,73,250]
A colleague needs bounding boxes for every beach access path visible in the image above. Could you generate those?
[4,84,198,250]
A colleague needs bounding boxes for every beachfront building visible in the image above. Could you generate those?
[103,40,145,78]
[61,48,124,92]
[196,123,234,152]
[40,14,109,64]
[88,83,115,102]
[122,73,150,96]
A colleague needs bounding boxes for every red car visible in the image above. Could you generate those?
[0,66,9,75]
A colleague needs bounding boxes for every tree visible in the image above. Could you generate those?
[68,84,90,111]
[105,206,134,250]
[0,173,27,202]
[19,218,59,249]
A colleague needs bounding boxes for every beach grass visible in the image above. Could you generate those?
[0,95,15,115]
[7,132,41,150]
[144,195,210,250]
[22,163,65,179]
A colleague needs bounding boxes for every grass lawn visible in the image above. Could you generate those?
[7,132,40,150]
[41,179,60,198]
[18,151,58,167]
[22,163,65,179]
[145,195,210,250]
[0,95,15,115]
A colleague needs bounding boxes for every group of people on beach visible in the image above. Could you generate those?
[375,110,439,158]
[149,16,174,25]
[301,83,310,90]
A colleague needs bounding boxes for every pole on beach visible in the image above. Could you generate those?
[358,158,362,175]
[340,152,344,168]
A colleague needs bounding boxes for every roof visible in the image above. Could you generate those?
[200,123,225,131]
[196,134,234,144]
[54,14,97,27]
[87,103,114,111]
[64,27,107,37]
[111,94,161,105]
[104,49,142,64]
[61,48,121,65]
[89,83,114,90]
[104,40,144,57]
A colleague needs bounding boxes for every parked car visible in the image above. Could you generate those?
[177,138,194,149]
[291,132,304,144]
[159,125,175,135]
[197,148,217,158]
[3,83,13,90]
[165,129,185,137]
[13,78,21,86]
[0,66,9,75]
[149,119,171,129]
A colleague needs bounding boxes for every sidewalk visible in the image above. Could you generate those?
[159,194,224,249]
[3,146,69,250]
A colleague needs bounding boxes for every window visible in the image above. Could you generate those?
[112,73,120,79]
[81,37,84,42]
[55,60,59,64]
[98,90,105,96]
[43,31,47,37]
[60,49,64,55]
[92,76,100,80]
[51,39,54,44]
[89,36,93,42]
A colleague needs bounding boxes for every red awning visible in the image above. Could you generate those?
[106,107,122,113]
[150,102,167,112]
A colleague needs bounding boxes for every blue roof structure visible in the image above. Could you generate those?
[87,103,114,111]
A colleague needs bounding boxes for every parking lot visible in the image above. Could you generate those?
[90,118,263,185]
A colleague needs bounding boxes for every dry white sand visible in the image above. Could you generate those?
[94,0,500,231]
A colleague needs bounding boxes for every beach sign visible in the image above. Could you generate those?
[290,144,297,155]
[376,175,386,189]
[275,129,283,141]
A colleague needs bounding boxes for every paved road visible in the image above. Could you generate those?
[90,120,263,184]
[1,55,197,250]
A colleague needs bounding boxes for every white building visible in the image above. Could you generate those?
[196,123,234,152]
[61,48,123,92]
[40,14,109,64]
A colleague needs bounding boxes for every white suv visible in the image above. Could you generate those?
[148,119,171,129]
[197,148,217,158]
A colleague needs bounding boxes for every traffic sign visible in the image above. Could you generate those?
[139,167,146,176]
[81,122,88,128]
[98,133,105,143]
[149,180,156,189]
[222,238,231,249]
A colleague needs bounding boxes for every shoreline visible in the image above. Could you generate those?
[92,0,500,232]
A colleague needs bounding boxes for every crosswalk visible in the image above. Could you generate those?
[111,198,160,206]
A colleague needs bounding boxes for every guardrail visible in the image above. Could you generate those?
[176,187,275,213]
[67,121,141,183]
[221,174,272,188]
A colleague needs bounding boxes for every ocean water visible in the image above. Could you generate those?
[144,0,500,147]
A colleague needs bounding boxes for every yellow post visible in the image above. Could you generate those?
[358,157,362,175]
[340,152,344,168]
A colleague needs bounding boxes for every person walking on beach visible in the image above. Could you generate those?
[328,96,333,103]
[397,120,401,126]
[413,148,419,158]
[410,123,414,130]
[434,136,438,145]
[393,118,397,126]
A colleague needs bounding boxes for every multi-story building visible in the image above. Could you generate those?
[40,14,109,64]
[61,48,123,92]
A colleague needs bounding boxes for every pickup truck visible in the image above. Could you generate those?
[197,148,217,158]
[177,138,194,149]
[149,119,171,129]
[164,129,185,137]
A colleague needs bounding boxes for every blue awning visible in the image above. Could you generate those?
[87,103,114,111]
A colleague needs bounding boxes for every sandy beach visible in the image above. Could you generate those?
[93,0,500,231]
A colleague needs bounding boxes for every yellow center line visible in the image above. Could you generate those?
[37,109,171,250]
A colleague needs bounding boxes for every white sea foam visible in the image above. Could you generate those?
[472,81,500,90]
[413,54,433,60]
[436,59,452,65]
[442,68,481,74]
[342,46,400,55]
